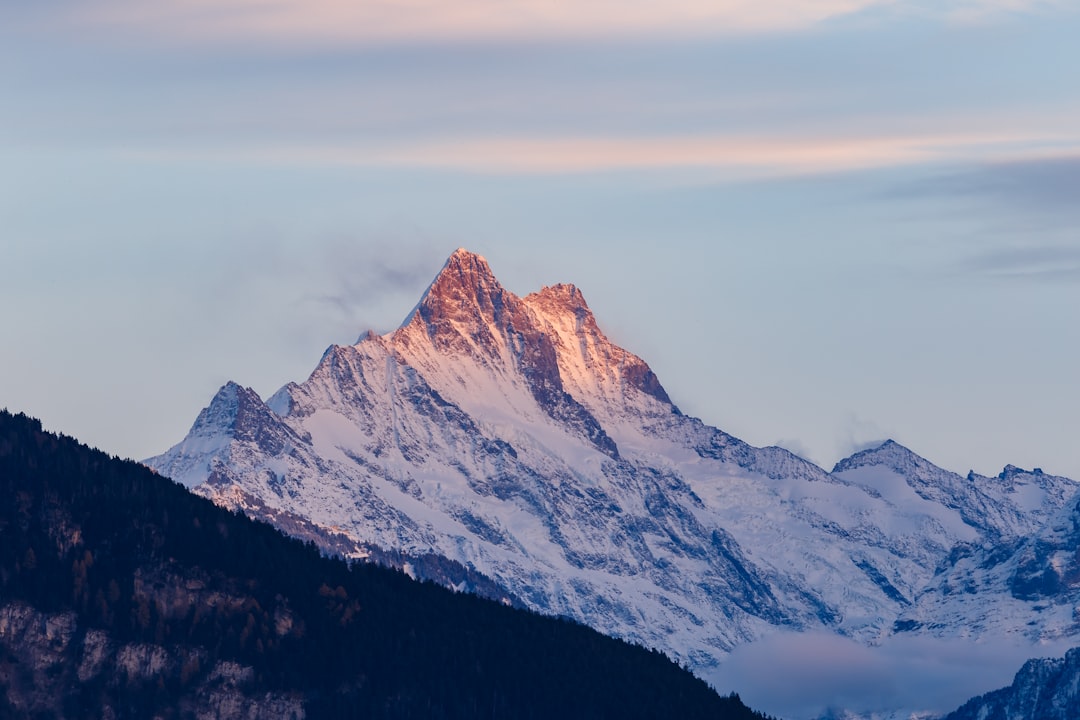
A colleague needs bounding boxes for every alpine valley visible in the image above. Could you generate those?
[149,249,1080,718]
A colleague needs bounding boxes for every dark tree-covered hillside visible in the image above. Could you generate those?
[0,410,772,719]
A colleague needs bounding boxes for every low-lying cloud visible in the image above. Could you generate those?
[711,631,1073,719]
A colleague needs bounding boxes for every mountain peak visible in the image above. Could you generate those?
[523,283,675,409]
[450,246,484,261]
[389,250,621,457]
[441,247,495,284]
[533,282,585,306]
[998,464,1047,481]
[526,283,593,323]
[427,248,500,299]
[198,382,290,446]
[398,249,510,350]
[203,382,260,427]
[832,439,924,474]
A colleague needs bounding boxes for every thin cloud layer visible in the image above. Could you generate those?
[962,243,1080,283]
[366,132,1079,175]
[45,0,887,42]
[129,131,1080,179]
[939,155,1080,215]
[29,0,1070,45]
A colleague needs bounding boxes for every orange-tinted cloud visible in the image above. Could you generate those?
[220,131,1079,177]
[58,0,1060,45]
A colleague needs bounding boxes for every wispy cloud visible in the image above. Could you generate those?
[28,0,1070,45]
[43,0,887,42]
[961,243,1080,282]
[886,155,1080,280]
[938,0,1073,23]
[300,236,441,329]
[124,131,1080,179]
[774,438,816,462]
[373,132,1080,175]
[837,414,893,463]
[935,155,1080,215]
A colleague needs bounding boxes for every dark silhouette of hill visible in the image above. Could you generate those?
[0,409,771,719]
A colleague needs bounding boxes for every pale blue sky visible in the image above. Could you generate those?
[3,1,1079,479]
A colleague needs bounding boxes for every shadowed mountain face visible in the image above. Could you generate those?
[148,248,1079,688]
[0,409,770,720]
[945,648,1080,720]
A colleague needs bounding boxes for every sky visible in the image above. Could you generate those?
[3,0,1080,490]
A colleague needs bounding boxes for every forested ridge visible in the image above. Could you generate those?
[0,410,772,719]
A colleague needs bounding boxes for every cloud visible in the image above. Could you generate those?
[41,0,887,43]
[23,0,1069,46]
[711,631,1074,719]
[944,155,1080,215]
[885,155,1080,282]
[366,134,937,175]
[120,130,1080,179]
[848,438,891,455]
[715,632,891,717]
[296,235,444,329]
[774,438,817,462]
[885,153,1080,221]
[961,243,1080,282]
[938,0,1075,24]
[836,414,893,461]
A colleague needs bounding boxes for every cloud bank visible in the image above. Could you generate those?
[712,631,1074,719]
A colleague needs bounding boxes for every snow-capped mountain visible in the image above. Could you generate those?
[834,442,1074,542]
[945,647,1080,720]
[147,248,1078,686]
[893,467,1080,643]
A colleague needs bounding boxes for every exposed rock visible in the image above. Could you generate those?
[946,647,1080,720]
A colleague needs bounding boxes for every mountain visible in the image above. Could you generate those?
[0,408,770,720]
[892,466,1080,642]
[945,648,1080,720]
[148,249,1078,688]
[834,441,1074,541]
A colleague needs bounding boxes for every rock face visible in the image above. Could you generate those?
[0,602,304,720]
[148,248,1079,683]
[945,648,1080,720]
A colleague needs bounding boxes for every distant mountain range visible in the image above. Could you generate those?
[146,248,1080,717]
[0,409,768,719]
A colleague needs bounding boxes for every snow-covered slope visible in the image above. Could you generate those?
[893,468,1080,643]
[945,647,1080,720]
[147,248,1078,683]
[834,442,1075,541]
